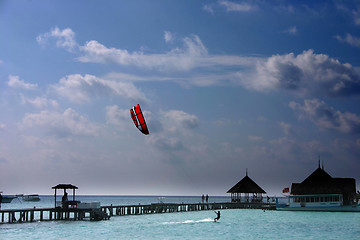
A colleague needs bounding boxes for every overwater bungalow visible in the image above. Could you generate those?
[277,161,360,211]
[227,170,266,203]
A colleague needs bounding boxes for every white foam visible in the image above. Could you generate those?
[162,218,213,225]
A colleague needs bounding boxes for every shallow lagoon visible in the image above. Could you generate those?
[1,196,359,240]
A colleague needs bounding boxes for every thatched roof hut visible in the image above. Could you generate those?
[227,170,266,202]
[291,165,356,205]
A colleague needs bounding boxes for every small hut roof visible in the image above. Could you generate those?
[227,175,266,194]
[52,184,78,189]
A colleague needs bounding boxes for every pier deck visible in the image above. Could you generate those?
[0,202,275,224]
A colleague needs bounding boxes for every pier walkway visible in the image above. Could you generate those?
[0,202,275,224]
[101,202,275,216]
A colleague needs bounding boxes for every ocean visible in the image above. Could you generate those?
[0,195,359,240]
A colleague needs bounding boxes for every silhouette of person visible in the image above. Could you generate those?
[62,191,68,208]
[214,211,220,222]
[0,193,2,209]
[206,194,209,203]
[202,194,205,203]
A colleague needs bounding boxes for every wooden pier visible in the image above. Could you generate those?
[101,202,275,217]
[0,202,275,224]
[0,207,109,224]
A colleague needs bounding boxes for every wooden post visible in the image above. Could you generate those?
[54,189,57,208]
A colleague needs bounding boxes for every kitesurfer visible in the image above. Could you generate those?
[214,211,220,222]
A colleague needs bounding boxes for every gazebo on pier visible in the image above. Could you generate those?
[227,170,266,203]
[52,184,79,208]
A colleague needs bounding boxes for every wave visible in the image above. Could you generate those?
[162,218,214,225]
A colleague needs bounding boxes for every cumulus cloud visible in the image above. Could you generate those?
[8,75,37,90]
[143,109,200,153]
[147,135,184,152]
[106,105,130,126]
[244,49,360,97]
[52,74,147,104]
[335,33,360,48]
[219,0,256,12]
[37,28,360,98]
[163,110,200,131]
[37,27,77,51]
[21,96,59,109]
[289,99,360,134]
[21,108,100,137]
[279,122,293,135]
[164,31,174,43]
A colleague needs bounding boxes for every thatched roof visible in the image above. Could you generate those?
[227,175,266,194]
[291,167,355,196]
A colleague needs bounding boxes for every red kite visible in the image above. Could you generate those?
[130,104,149,135]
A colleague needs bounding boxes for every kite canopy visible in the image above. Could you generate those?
[130,104,149,135]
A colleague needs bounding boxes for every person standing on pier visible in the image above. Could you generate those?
[62,192,68,208]
[0,193,2,209]
[202,194,205,203]
[206,194,209,203]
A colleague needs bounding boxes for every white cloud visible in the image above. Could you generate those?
[142,109,201,153]
[147,135,184,152]
[8,75,38,90]
[52,74,147,104]
[163,110,200,131]
[106,105,130,126]
[248,135,264,142]
[37,27,77,51]
[39,27,255,72]
[77,35,210,71]
[219,0,256,12]
[284,26,297,35]
[279,122,293,135]
[244,49,360,97]
[37,27,360,99]
[164,31,174,43]
[335,33,360,48]
[289,99,360,134]
[21,96,59,109]
[0,123,6,129]
[21,108,100,138]
[203,4,215,14]
[353,8,360,25]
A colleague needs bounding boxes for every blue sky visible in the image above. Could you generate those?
[1,0,360,196]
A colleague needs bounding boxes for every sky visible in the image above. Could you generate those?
[1,0,360,196]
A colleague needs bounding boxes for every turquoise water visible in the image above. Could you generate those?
[1,196,359,239]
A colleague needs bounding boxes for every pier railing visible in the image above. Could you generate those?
[0,202,275,224]
[101,202,275,217]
